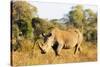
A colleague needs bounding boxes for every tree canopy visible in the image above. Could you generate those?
[12,1,37,38]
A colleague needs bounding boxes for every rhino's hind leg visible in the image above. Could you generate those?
[74,44,81,54]
[74,44,78,54]
[78,46,82,53]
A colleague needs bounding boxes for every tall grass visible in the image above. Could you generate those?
[11,39,97,66]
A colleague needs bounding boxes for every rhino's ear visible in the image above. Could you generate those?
[47,33,52,37]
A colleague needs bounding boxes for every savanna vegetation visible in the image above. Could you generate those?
[11,1,97,66]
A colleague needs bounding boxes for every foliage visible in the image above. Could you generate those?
[31,17,54,41]
[62,5,97,42]
[12,1,37,38]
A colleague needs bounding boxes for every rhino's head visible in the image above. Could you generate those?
[39,32,54,54]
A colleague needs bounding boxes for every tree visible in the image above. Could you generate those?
[83,9,97,41]
[69,5,84,29]
[62,5,97,42]
[11,1,37,38]
[32,18,54,35]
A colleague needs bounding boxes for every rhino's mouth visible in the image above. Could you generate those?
[38,43,46,54]
[41,50,46,54]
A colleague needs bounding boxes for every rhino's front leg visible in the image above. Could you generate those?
[56,44,63,56]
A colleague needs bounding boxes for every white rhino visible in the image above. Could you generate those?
[39,27,83,56]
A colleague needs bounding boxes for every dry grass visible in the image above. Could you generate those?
[11,40,97,66]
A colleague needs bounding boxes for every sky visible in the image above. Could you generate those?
[28,1,97,20]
